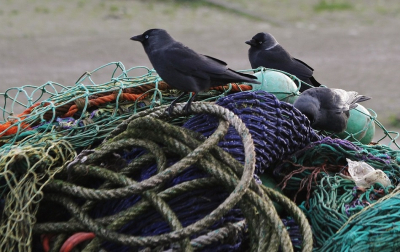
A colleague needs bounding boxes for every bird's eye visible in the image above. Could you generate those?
[259,41,263,44]
[145,35,149,39]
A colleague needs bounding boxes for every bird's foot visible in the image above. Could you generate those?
[166,104,176,116]
[183,92,197,115]
[166,92,186,116]
[165,92,197,116]
[182,103,192,114]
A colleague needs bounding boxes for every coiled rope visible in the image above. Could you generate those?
[34,102,312,251]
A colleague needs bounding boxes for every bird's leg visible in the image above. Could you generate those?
[167,92,187,115]
[182,92,198,114]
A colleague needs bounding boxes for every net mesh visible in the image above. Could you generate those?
[0,61,400,251]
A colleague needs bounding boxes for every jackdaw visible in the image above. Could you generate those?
[131,29,260,113]
[246,32,321,92]
[293,87,371,133]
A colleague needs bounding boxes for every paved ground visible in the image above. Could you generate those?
[1,0,400,142]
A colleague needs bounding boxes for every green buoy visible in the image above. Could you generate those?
[337,104,375,144]
[250,70,299,104]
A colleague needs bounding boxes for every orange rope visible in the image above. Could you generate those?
[0,82,254,136]
[60,232,95,252]
[62,92,150,118]
[210,83,253,92]
[0,102,44,137]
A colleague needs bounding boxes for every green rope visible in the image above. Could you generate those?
[189,220,246,250]
[35,102,312,251]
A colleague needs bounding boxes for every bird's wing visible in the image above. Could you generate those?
[293,58,314,71]
[327,89,351,112]
[306,88,343,113]
[203,55,228,66]
[345,91,371,109]
[330,89,370,112]
[163,46,228,79]
[290,58,314,79]
[261,49,314,80]
[202,55,259,83]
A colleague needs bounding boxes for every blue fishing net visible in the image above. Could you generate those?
[183,90,321,175]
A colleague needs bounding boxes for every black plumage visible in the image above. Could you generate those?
[246,32,321,92]
[293,87,371,133]
[131,28,260,113]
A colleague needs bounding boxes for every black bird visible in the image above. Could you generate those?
[131,29,260,114]
[246,32,321,92]
[293,87,371,133]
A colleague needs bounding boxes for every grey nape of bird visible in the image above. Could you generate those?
[293,87,371,133]
[246,32,321,92]
[130,28,260,114]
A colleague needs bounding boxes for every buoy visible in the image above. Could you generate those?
[336,104,375,144]
[360,115,376,144]
[250,70,299,104]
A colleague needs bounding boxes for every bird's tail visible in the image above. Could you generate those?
[309,76,322,88]
[227,69,260,84]
[349,94,371,109]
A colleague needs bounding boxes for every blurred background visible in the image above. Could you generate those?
[1,0,400,135]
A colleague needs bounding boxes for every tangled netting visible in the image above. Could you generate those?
[301,175,393,248]
[275,137,400,193]
[33,102,313,252]
[0,140,75,251]
[274,137,400,250]
[317,184,400,251]
[0,62,253,153]
[0,62,399,153]
[2,61,400,251]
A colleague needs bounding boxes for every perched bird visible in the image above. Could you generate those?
[131,28,260,114]
[246,32,321,92]
[293,87,371,133]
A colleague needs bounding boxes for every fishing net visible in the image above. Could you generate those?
[317,185,400,251]
[0,62,255,153]
[183,91,321,174]
[0,139,75,251]
[274,137,400,250]
[300,175,393,248]
[1,61,400,251]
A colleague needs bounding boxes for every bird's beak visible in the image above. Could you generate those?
[130,34,143,42]
[245,39,257,46]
